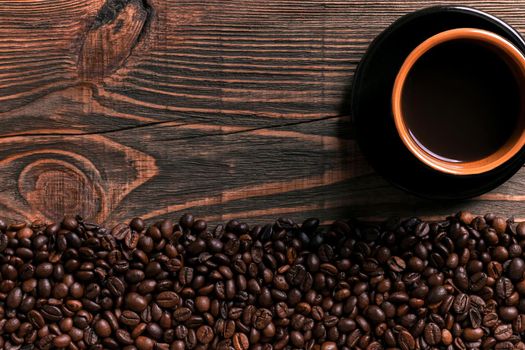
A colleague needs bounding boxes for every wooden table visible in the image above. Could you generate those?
[1,0,525,226]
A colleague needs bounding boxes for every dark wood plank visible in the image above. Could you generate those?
[1,0,525,225]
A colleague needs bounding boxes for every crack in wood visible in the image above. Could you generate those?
[0,115,345,140]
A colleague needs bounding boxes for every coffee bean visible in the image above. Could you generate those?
[496,277,514,298]
[107,276,125,296]
[116,329,134,345]
[233,332,249,350]
[5,213,525,349]
[156,291,180,308]
[286,264,306,285]
[495,324,513,341]
[453,293,470,314]
[321,341,338,350]
[253,308,272,329]
[442,329,453,345]
[53,334,71,348]
[120,310,141,327]
[40,305,62,321]
[487,261,503,279]
[111,223,130,240]
[499,306,519,321]
[125,292,148,312]
[179,267,194,285]
[427,285,447,304]
[387,291,408,304]
[174,307,192,322]
[469,307,482,328]
[223,319,236,338]
[197,325,214,344]
[94,319,112,338]
[38,335,54,350]
[126,269,145,283]
[124,230,139,249]
[28,310,45,329]
[398,330,415,350]
[509,258,525,280]
[0,233,8,252]
[424,323,441,345]
[463,328,484,341]
[495,341,515,350]
[6,287,22,308]
[195,296,210,313]
[35,263,53,278]
[135,336,155,350]
[365,305,385,323]
[483,312,499,328]
[470,272,488,291]
[387,256,406,272]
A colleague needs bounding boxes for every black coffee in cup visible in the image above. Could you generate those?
[401,39,521,163]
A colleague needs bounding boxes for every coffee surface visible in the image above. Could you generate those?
[402,39,521,162]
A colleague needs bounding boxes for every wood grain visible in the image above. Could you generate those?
[1,0,525,225]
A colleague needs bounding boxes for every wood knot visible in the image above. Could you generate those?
[21,160,103,221]
[0,133,157,224]
[79,0,150,81]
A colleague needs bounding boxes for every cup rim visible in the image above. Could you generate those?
[392,28,525,176]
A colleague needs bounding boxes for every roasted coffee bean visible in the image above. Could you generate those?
[514,314,525,333]
[509,258,525,280]
[495,341,515,350]
[496,277,514,298]
[28,310,45,329]
[423,323,441,345]
[233,332,249,350]
[365,305,385,323]
[463,327,484,341]
[156,291,180,308]
[53,334,72,347]
[253,308,272,330]
[453,293,470,314]
[111,223,130,240]
[387,256,406,272]
[483,312,499,328]
[4,213,525,349]
[469,307,482,328]
[196,325,214,344]
[94,319,112,338]
[6,287,23,308]
[84,327,98,346]
[494,324,513,341]
[470,271,487,291]
[136,336,154,350]
[107,276,125,297]
[427,285,447,304]
[125,292,148,312]
[500,306,519,321]
[174,307,192,322]
[120,310,141,327]
[40,305,62,321]
[398,330,415,350]
[116,329,134,345]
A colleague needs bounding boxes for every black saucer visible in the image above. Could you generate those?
[351,6,525,199]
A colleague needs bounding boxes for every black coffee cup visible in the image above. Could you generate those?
[352,6,525,198]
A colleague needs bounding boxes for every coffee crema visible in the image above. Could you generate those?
[401,39,521,163]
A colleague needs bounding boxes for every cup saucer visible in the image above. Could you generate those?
[351,6,525,199]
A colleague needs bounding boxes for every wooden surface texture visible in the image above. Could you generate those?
[1,0,525,225]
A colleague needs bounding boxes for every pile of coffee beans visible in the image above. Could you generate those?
[1,212,525,349]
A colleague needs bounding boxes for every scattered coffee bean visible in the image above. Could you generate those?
[1,212,525,349]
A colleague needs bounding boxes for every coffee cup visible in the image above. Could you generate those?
[391,28,525,175]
